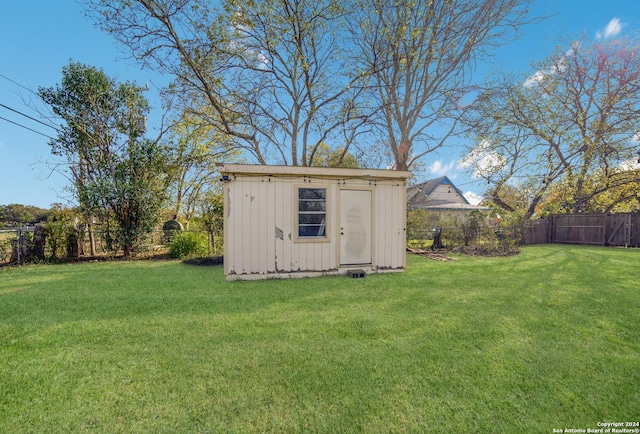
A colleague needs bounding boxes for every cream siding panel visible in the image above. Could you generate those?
[387,184,397,268]
[256,180,269,274]
[274,178,288,272]
[373,182,406,270]
[298,241,307,271]
[282,182,295,271]
[316,243,324,271]
[265,180,277,273]
[375,186,385,269]
[249,180,259,272]
[223,185,232,275]
[227,183,244,275]
[274,179,285,272]
[392,183,404,268]
[232,183,244,275]
[379,185,390,268]
[370,187,378,269]
[373,187,383,269]
[328,184,338,270]
[395,182,407,268]
[400,183,408,267]
[309,243,318,271]
[241,179,252,274]
[296,243,315,271]
[387,185,398,267]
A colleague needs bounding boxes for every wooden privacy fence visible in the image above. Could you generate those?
[522,213,640,247]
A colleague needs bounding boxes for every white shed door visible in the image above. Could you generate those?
[340,190,372,265]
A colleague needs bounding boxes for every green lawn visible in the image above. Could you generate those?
[1,245,638,433]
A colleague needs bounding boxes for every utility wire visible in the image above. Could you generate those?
[0,116,55,140]
[0,73,38,95]
[1,73,61,139]
[0,103,58,130]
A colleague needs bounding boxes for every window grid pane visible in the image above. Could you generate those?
[299,188,327,238]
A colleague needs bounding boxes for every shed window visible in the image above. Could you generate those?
[298,188,326,237]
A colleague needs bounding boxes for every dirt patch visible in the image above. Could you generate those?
[449,245,520,257]
[407,244,520,259]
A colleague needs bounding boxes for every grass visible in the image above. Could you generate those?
[0,245,638,433]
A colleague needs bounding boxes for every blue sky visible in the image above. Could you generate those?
[1,0,639,208]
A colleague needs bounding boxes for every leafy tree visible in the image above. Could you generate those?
[350,0,535,171]
[588,170,640,213]
[86,137,168,257]
[44,204,82,260]
[308,143,360,168]
[164,110,239,222]
[463,36,640,218]
[535,167,640,217]
[39,62,169,257]
[0,204,49,226]
[38,61,117,255]
[199,187,224,256]
[481,184,532,216]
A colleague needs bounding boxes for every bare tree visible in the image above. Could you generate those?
[86,0,371,166]
[350,0,535,171]
[463,36,640,218]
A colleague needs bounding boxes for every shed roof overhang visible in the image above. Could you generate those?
[219,164,412,181]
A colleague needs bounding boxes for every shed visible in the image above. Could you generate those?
[220,164,412,280]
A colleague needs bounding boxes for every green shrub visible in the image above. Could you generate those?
[167,231,209,259]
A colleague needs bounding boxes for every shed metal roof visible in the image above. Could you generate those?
[219,164,412,180]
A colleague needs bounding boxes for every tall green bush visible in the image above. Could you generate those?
[167,232,209,259]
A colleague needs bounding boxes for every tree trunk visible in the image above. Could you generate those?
[87,222,96,256]
[395,142,410,171]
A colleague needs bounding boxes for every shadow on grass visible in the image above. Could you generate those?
[183,256,223,266]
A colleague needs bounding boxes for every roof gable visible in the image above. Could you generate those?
[407,176,472,209]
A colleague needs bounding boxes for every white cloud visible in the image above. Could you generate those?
[523,43,578,88]
[523,70,547,88]
[463,191,483,206]
[428,160,455,176]
[458,140,506,179]
[596,18,622,40]
[619,159,640,171]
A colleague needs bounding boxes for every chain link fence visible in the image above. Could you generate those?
[0,227,221,265]
[406,210,521,255]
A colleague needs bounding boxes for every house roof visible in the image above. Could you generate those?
[407,176,489,211]
[408,176,470,205]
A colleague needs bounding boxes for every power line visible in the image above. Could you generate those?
[0,103,58,130]
[0,116,55,140]
[0,73,60,139]
[0,73,37,95]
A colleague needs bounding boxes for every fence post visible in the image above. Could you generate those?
[17,224,22,265]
